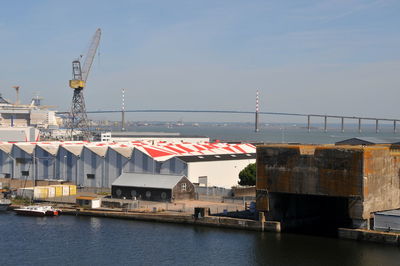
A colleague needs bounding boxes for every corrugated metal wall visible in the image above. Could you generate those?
[12,146,33,179]
[106,149,129,187]
[0,150,13,178]
[57,147,83,184]
[35,146,57,180]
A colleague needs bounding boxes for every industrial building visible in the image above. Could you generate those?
[112,173,195,201]
[0,94,60,130]
[0,140,255,189]
[335,137,400,146]
[161,153,256,188]
[256,144,400,231]
[0,127,39,142]
[100,131,209,143]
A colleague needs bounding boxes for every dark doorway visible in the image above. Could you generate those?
[267,193,352,236]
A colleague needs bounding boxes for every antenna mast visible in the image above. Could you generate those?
[255,90,260,132]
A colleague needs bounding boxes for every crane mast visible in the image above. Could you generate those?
[67,28,101,140]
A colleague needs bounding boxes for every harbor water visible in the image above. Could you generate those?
[118,123,400,144]
[1,213,400,266]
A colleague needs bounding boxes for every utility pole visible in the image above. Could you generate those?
[255,90,260,132]
[121,88,126,131]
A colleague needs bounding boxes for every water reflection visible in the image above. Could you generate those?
[89,217,102,232]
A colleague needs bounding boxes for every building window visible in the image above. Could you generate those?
[181,183,187,192]
[4,173,10,178]
[130,190,137,198]
[198,176,207,187]
[87,174,95,179]
[161,192,167,200]
[116,189,122,197]
[145,191,151,199]
[16,158,29,164]
[21,171,29,176]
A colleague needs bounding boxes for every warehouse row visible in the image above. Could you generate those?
[0,141,255,188]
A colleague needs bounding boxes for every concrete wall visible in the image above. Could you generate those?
[362,148,400,218]
[256,144,400,229]
[186,159,255,188]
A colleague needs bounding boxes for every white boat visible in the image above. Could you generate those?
[14,205,61,217]
[0,199,11,211]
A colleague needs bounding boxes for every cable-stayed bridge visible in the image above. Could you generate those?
[57,109,400,133]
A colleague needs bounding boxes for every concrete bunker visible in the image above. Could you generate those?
[256,145,400,233]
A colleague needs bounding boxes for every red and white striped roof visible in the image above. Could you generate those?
[0,140,255,161]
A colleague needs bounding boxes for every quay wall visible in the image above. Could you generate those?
[61,209,281,232]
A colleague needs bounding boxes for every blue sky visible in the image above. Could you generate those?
[0,0,399,122]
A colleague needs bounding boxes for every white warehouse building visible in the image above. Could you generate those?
[166,154,255,188]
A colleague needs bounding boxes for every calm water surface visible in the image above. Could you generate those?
[121,124,400,144]
[0,213,399,266]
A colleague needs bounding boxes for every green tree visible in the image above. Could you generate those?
[238,163,256,186]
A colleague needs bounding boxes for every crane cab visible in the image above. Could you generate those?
[69,79,86,89]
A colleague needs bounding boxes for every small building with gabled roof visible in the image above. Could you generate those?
[335,137,400,146]
[111,172,195,201]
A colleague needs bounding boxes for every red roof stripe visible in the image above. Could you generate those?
[142,147,175,158]
[163,146,185,154]
[233,145,246,153]
[223,147,235,153]
[175,144,194,153]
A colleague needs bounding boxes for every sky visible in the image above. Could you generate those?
[0,0,399,123]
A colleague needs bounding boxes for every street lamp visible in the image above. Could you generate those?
[63,155,67,180]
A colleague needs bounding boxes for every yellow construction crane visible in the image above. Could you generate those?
[67,28,101,140]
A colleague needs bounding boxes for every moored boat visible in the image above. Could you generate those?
[14,205,61,217]
[0,199,11,211]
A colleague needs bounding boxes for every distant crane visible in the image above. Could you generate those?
[12,86,20,105]
[67,28,101,140]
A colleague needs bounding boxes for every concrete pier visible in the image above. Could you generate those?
[339,228,400,246]
[61,208,281,233]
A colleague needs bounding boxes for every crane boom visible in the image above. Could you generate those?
[81,28,101,82]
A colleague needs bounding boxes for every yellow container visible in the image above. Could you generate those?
[47,186,56,198]
[34,187,48,199]
[61,185,70,196]
[53,185,63,197]
[69,185,77,195]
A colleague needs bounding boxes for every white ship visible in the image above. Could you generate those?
[0,91,61,141]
